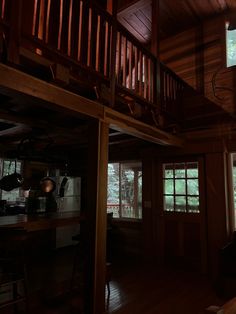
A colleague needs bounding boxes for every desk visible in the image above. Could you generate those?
[0,211,85,232]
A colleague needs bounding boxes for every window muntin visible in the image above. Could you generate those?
[226,21,236,67]
[163,162,200,213]
[107,162,142,219]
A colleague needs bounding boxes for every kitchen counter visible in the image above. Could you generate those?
[0,211,85,232]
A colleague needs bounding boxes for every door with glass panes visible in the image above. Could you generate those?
[159,157,207,272]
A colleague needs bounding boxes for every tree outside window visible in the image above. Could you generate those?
[163,162,200,213]
[107,162,142,219]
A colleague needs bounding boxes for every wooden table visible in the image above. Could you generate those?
[0,211,85,232]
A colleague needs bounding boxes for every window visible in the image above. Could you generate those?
[226,21,236,67]
[0,159,22,202]
[107,162,142,219]
[163,162,200,213]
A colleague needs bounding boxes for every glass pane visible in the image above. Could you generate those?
[187,197,200,213]
[1,160,22,202]
[175,179,186,195]
[107,163,120,217]
[3,160,21,176]
[121,163,142,219]
[121,165,134,218]
[164,195,174,211]
[226,24,236,67]
[174,163,185,178]
[187,179,199,195]
[187,162,198,178]
[175,196,186,212]
[164,164,174,178]
[164,179,174,194]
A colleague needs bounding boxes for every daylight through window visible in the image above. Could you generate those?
[1,160,22,202]
[163,162,200,213]
[226,21,236,67]
[107,162,142,219]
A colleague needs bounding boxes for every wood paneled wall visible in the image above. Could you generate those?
[160,15,236,114]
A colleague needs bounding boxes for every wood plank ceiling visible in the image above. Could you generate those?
[117,0,236,42]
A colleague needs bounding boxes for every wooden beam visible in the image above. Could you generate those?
[0,63,104,120]
[85,119,109,314]
[105,107,183,146]
[0,64,182,147]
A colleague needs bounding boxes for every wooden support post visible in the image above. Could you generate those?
[85,119,109,314]
[205,152,229,280]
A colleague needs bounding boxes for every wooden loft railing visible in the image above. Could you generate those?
[0,0,188,128]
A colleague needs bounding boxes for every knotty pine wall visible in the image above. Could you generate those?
[160,15,236,114]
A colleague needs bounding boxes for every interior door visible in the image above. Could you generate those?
[157,157,207,272]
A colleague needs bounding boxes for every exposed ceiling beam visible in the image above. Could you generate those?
[0,63,182,147]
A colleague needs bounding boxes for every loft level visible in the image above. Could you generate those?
[0,0,229,132]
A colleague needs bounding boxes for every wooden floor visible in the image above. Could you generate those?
[1,249,228,314]
[107,257,226,314]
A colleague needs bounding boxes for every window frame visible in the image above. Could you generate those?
[225,20,236,68]
[0,159,23,202]
[107,160,142,220]
[161,157,203,215]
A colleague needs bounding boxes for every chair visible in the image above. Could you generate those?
[0,229,29,313]
[106,262,111,296]
[71,234,112,295]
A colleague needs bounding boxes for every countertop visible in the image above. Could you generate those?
[0,211,84,231]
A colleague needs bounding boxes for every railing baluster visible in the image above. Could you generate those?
[87,7,92,66]
[1,0,5,20]
[134,46,138,93]
[144,55,147,99]
[122,36,127,88]
[148,58,151,102]
[67,0,73,56]
[128,41,132,90]
[32,0,38,36]
[139,50,143,97]
[104,20,109,76]
[77,0,83,61]
[116,31,121,84]
[45,0,51,44]
[57,0,63,50]
[95,14,100,72]
[38,0,45,41]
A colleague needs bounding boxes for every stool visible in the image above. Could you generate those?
[0,229,29,313]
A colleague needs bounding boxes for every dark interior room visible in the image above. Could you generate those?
[1,0,236,313]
